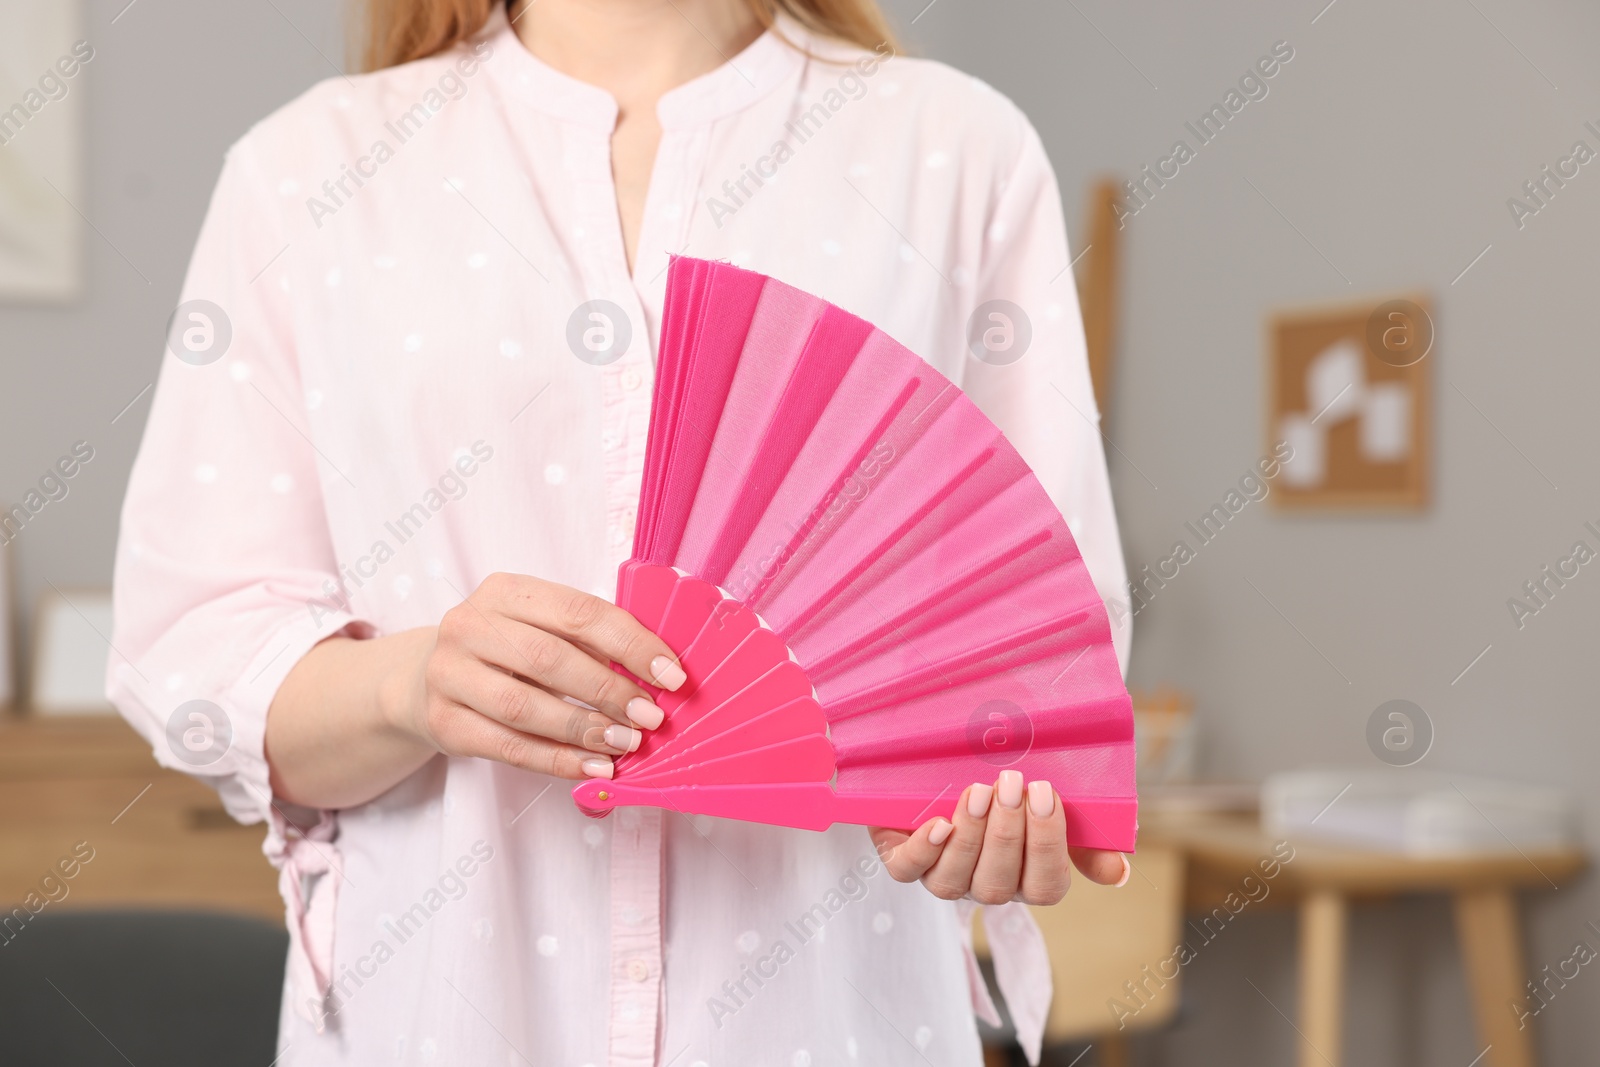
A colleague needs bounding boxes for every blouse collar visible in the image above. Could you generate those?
[476,3,806,131]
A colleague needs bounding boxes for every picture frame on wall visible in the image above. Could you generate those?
[1267,294,1433,511]
[0,0,86,301]
[0,540,12,712]
[30,587,114,715]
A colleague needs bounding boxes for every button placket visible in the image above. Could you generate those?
[565,120,650,582]
[572,83,733,1067]
[568,113,667,1067]
[606,808,664,1067]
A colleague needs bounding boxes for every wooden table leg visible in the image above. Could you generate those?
[1454,888,1535,1067]
[1098,1034,1130,1067]
[1298,889,1347,1067]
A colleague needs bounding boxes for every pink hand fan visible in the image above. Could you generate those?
[571,257,1137,851]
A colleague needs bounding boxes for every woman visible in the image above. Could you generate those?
[110,1,1132,1063]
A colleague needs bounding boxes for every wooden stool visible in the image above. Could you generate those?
[1144,811,1585,1067]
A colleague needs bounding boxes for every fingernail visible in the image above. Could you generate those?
[650,655,686,691]
[928,818,954,846]
[604,723,641,752]
[997,770,1023,809]
[1028,780,1055,818]
[626,696,664,730]
[1115,854,1131,888]
[966,783,994,818]
[581,758,614,779]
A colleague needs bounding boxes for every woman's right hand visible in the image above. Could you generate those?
[391,572,686,781]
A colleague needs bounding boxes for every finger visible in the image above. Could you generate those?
[435,657,640,755]
[969,770,1027,905]
[426,697,612,780]
[874,819,955,883]
[456,611,665,730]
[565,637,669,709]
[568,636,617,669]
[868,826,907,858]
[921,782,992,900]
[485,573,687,693]
[1018,781,1071,905]
[1070,845,1131,887]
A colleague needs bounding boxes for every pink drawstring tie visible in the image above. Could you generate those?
[957,899,1053,1066]
[267,811,342,1030]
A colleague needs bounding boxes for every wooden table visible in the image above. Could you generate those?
[0,715,281,921]
[1141,810,1587,1067]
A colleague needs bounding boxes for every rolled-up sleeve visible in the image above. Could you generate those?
[107,131,368,839]
[959,118,1132,675]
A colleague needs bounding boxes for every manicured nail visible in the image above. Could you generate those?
[604,723,640,752]
[626,696,664,730]
[967,783,994,818]
[581,758,614,779]
[1115,854,1131,888]
[997,770,1023,809]
[928,818,954,846]
[650,656,686,691]
[1028,780,1055,818]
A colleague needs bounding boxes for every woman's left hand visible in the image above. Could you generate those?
[868,770,1129,906]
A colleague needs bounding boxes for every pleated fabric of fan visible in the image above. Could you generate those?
[612,259,1135,850]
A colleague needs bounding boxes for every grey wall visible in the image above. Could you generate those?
[5,0,1599,1063]
[886,0,1600,1064]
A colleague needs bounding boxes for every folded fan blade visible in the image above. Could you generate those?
[780,478,1057,672]
[632,734,836,787]
[617,560,678,632]
[696,306,874,586]
[638,262,765,563]
[628,696,829,783]
[636,662,817,765]
[672,280,829,579]
[653,576,725,681]
[818,585,1108,718]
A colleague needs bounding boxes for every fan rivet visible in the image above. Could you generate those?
[598,791,610,801]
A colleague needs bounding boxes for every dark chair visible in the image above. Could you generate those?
[0,910,287,1066]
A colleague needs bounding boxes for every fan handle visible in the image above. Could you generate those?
[571,780,1137,849]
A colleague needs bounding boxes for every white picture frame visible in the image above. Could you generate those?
[31,587,114,715]
[0,0,86,301]
[0,540,13,711]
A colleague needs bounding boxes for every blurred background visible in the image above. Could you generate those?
[3,1,1598,1065]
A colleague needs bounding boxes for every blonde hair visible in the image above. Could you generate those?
[359,0,897,71]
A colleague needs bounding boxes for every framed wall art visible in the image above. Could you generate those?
[1267,294,1433,510]
[31,587,114,715]
[0,0,86,301]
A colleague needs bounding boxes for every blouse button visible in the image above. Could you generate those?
[622,367,644,392]
[625,958,649,982]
